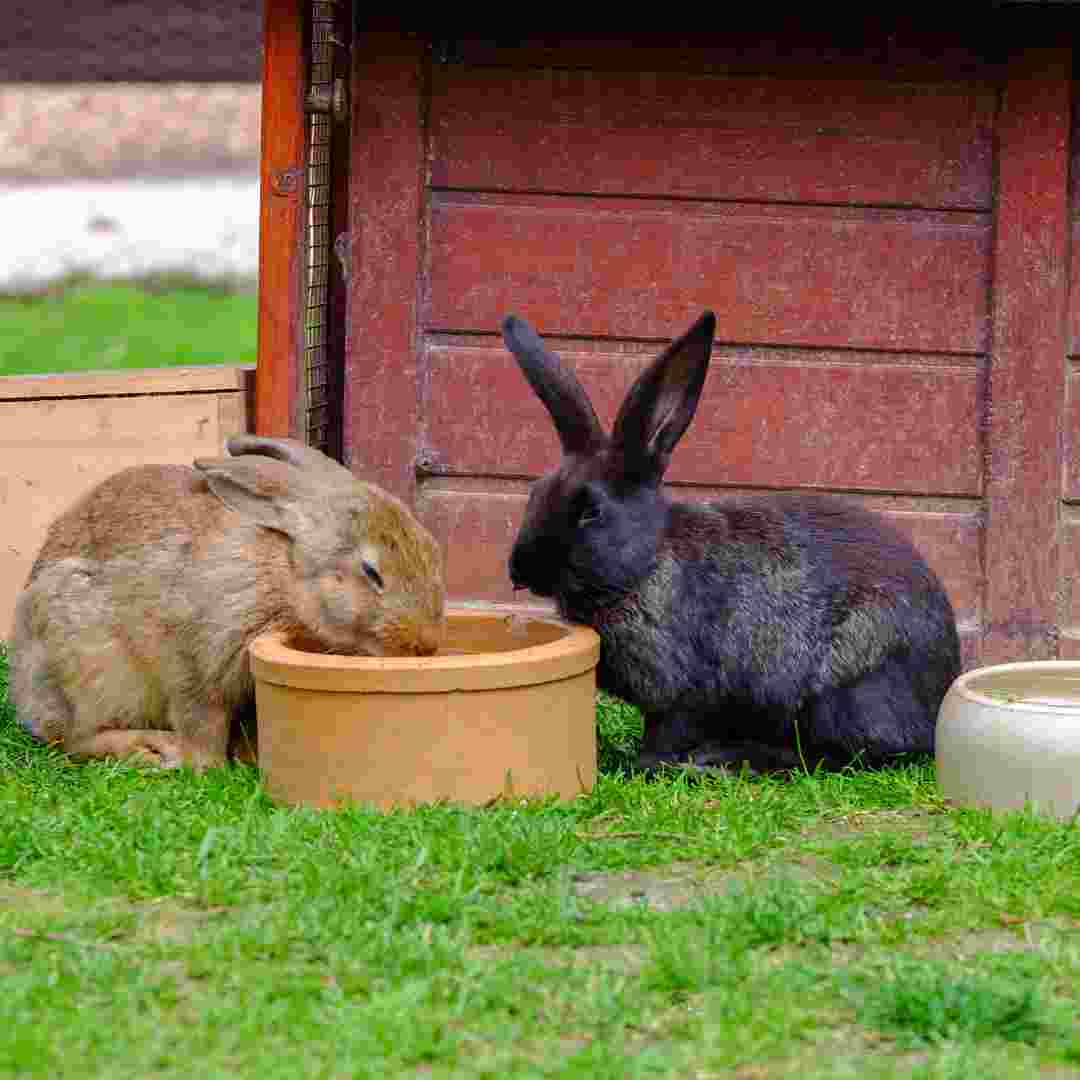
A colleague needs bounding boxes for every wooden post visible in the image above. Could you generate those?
[255,0,307,438]
[983,46,1072,662]
[343,32,426,500]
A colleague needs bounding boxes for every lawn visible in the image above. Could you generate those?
[3,643,1080,1079]
[0,276,256,375]
[2,277,1080,1076]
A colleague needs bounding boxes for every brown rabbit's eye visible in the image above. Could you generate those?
[362,561,384,591]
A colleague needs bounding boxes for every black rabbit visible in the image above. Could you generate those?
[503,311,961,772]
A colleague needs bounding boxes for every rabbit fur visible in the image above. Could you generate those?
[10,436,445,769]
[503,312,961,772]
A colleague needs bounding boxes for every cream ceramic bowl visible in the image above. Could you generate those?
[936,661,1080,819]
[249,609,600,809]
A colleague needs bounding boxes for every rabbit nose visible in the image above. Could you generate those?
[414,622,444,656]
[509,545,554,596]
[508,550,529,590]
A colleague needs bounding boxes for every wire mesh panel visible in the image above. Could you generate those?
[303,1,340,455]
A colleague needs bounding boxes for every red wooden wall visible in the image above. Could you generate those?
[333,26,1078,668]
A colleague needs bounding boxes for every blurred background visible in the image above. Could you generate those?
[0,1,263,373]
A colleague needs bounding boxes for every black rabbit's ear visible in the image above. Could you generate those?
[611,311,716,482]
[502,315,605,456]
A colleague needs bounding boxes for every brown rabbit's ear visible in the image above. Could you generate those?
[502,315,605,456]
[225,435,355,487]
[610,311,716,483]
[193,456,320,537]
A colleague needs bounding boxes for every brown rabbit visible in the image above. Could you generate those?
[10,437,445,769]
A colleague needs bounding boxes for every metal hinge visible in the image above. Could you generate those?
[305,77,348,124]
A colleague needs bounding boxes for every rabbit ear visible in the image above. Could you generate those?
[193,456,321,537]
[225,435,355,487]
[610,311,716,482]
[502,316,604,456]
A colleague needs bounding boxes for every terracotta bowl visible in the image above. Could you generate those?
[936,661,1080,819]
[249,609,601,809]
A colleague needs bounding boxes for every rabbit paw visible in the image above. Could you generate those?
[65,730,222,771]
[638,740,805,776]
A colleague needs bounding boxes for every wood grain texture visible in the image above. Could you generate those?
[1058,518,1080,639]
[421,340,981,496]
[1061,369,1080,501]
[432,68,994,210]
[343,33,425,501]
[982,47,1071,662]
[454,28,995,81]
[255,0,306,439]
[1,387,250,637]
[0,366,253,401]
[338,31,1076,667]
[427,193,991,354]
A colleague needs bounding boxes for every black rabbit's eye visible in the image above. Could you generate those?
[575,490,601,527]
[362,561,384,590]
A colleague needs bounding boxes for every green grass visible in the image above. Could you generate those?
[3,644,1080,1079]
[0,275,256,375]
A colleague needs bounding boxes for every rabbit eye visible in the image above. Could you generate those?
[362,561,384,591]
[576,490,602,527]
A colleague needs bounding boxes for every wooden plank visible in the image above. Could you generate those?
[1065,63,1080,355]
[343,34,425,501]
[427,194,991,354]
[884,511,984,630]
[255,0,306,439]
[417,484,983,627]
[431,69,994,210]
[422,341,981,496]
[982,47,1071,662]
[0,395,244,454]
[0,391,244,637]
[1069,221,1080,357]
[1054,81,1080,357]
[218,386,253,446]
[417,488,527,607]
[454,27,995,82]
[1062,368,1080,501]
[1058,518,1080,640]
[1067,70,1080,357]
[0,365,253,401]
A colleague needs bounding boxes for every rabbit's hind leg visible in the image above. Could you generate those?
[636,707,802,774]
[64,728,193,769]
[9,641,73,743]
[64,723,229,771]
[63,700,231,771]
[162,696,231,770]
[637,707,712,769]
[9,586,73,742]
[805,660,936,764]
